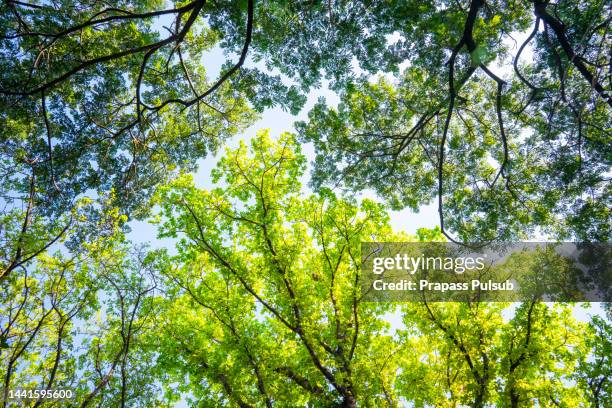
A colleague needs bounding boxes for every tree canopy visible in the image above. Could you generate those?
[1,0,610,242]
[0,0,610,407]
[1,132,608,407]
[296,0,611,242]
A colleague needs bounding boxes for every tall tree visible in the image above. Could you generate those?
[575,315,611,408]
[0,0,257,219]
[0,199,163,407]
[0,0,424,280]
[0,0,398,219]
[153,131,401,406]
[4,0,608,244]
[1,2,610,406]
[151,131,598,407]
[0,131,605,407]
[397,301,590,407]
[297,0,611,242]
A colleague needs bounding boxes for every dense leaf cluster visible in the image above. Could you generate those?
[0,1,610,407]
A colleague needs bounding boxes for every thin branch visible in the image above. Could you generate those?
[1,0,206,96]
[41,90,61,192]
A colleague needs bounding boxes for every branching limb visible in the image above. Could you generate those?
[534,0,612,108]
[1,0,207,96]
[437,0,484,246]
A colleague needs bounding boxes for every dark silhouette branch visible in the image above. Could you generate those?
[534,0,612,108]
[437,0,486,247]
[2,1,200,40]
[513,17,541,92]
[41,90,61,192]
[1,0,206,96]
[149,0,254,111]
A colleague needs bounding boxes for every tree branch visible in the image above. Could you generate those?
[534,0,612,108]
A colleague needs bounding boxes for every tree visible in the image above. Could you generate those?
[151,131,597,407]
[0,0,396,219]
[0,130,605,407]
[0,0,257,219]
[575,315,611,408]
[397,301,591,407]
[1,1,610,406]
[4,1,608,245]
[152,130,402,406]
[296,0,611,242]
[0,0,429,280]
[0,200,163,407]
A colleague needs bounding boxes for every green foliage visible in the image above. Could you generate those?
[1,1,610,407]
[295,0,611,242]
[0,131,608,407]
[397,302,590,407]
[575,315,611,407]
[148,132,601,406]
[2,0,609,239]
[0,199,166,407]
[152,131,398,405]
